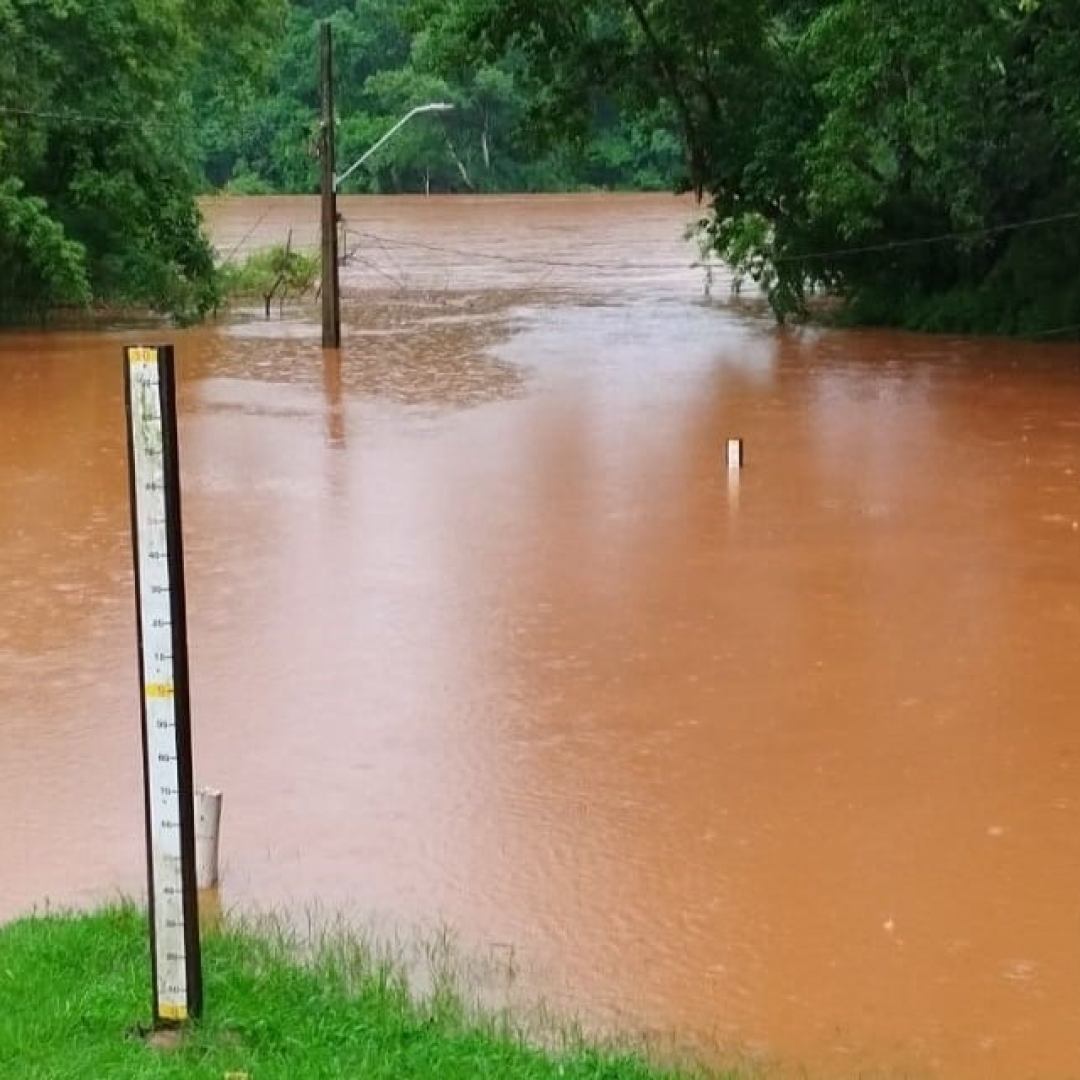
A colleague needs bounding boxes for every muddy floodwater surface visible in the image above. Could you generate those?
[2,194,1080,1079]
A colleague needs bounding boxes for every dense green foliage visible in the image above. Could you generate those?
[3,0,1078,333]
[0,0,284,323]
[421,0,1080,334]
[0,906,723,1080]
[197,0,681,195]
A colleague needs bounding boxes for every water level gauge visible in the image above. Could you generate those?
[123,345,202,1025]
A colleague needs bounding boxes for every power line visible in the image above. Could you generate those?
[1,105,132,127]
[213,208,1080,330]
[343,227,704,272]
[341,226,1079,340]
[343,208,1080,275]
[8,96,1076,267]
[773,210,1080,264]
[219,208,274,265]
[0,104,180,131]
[209,219,1080,341]
[1033,321,1080,339]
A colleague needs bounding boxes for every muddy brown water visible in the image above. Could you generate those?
[3,194,1080,1079]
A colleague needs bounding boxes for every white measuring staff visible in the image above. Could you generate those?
[125,345,202,1025]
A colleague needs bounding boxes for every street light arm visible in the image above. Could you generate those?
[333,103,454,192]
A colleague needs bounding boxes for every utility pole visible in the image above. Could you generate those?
[320,20,340,349]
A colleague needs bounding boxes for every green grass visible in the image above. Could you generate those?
[0,905,734,1080]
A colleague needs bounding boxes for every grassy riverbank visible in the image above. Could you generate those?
[0,905,732,1080]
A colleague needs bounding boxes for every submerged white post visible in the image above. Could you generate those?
[194,788,223,889]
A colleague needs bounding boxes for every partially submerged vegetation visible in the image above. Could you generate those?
[3,0,1077,335]
[0,1,286,326]
[0,906,735,1080]
[432,0,1080,336]
[219,238,320,317]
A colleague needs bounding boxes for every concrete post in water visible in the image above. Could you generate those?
[194,787,223,889]
[725,438,744,469]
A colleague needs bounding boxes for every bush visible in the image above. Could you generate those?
[219,237,319,316]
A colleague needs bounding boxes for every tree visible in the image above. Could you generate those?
[0,180,90,317]
[753,0,1080,332]
[193,1,683,197]
[414,0,1080,334]
[411,0,769,193]
[0,0,285,323]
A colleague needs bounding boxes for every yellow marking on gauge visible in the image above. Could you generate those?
[158,1003,188,1022]
[145,682,175,699]
[129,346,160,365]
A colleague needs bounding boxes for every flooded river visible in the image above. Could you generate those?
[2,194,1080,1078]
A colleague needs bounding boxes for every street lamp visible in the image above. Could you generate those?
[334,102,455,192]
[319,22,454,348]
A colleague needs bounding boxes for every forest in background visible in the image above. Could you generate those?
[198,0,682,196]
[2,0,1078,335]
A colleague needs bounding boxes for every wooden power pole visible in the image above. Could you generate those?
[320,20,341,349]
